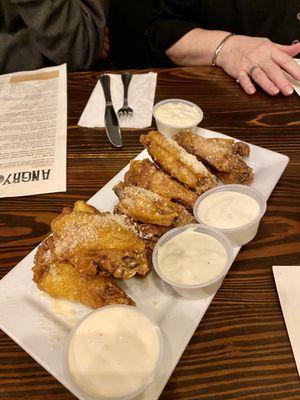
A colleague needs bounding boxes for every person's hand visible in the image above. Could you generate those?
[217,35,300,95]
[100,27,110,59]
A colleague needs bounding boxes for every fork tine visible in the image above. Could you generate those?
[117,73,133,118]
[117,106,134,119]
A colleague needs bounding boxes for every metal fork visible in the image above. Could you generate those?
[117,73,133,118]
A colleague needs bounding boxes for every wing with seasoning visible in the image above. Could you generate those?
[175,131,253,185]
[50,202,150,279]
[113,182,195,227]
[124,159,198,210]
[140,130,217,194]
[32,237,134,308]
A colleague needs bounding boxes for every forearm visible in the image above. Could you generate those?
[9,0,106,70]
[166,28,231,66]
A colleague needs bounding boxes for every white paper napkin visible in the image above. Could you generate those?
[273,265,300,377]
[78,72,157,129]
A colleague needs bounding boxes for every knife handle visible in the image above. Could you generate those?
[99,74,112,105]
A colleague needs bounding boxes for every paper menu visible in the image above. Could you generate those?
[0,64,67,198]
[273,265,300,377]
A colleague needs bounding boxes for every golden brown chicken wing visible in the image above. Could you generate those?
[33,237,134,308]
[214,170,253,185]
[206,138,250,157]
[140,131,217,194]
[50,204,149,279]
[73,200,103,214]
[113,182,195,227]
[175,131,253,185]
[124,159,198,210]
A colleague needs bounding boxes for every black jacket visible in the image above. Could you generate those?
[147,0,300,64]
[0,0,106,73]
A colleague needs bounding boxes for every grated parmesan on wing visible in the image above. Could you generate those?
[117,184,166,203]
[53,212,139,255]
[164,135,209,175]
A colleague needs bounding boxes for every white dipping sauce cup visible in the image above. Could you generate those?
[152,224,234,300]
[153,99,203,138]
[64,305,163,400]
[193,184,267,247]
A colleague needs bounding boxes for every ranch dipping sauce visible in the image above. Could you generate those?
[157,230,228,285]
[68,306,161,400]
[154,101,201,127]
[197,191,261,229]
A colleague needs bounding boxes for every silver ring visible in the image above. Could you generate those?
[248,65,259,77]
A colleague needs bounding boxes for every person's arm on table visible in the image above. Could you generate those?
[167,28,300,96]
[147,0,300,96]
[1,0,106,73]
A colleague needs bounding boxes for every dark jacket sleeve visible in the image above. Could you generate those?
[146,0,201,65]
[1,0,105,73]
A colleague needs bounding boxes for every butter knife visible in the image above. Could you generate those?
[99,74,123,148]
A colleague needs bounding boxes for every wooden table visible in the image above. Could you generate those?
[1,67,300,400]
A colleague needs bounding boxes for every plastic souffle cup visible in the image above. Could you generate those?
[193,184,267,247]
[152,224,234,300]
[63,305,163,400]
[153,99,203,138]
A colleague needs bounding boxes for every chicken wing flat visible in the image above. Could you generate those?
[33,238,134,308]
[124,159,198,210]
[113,182,195,227]
[214,170,253,185]
[232,141,250,158]
[175,131,253,184]
[140,131,217,194]
[132,221,169,242]
[73,200,103,214]
[113,212,170,242]
[50,204,149,279]
[198,137,250,158]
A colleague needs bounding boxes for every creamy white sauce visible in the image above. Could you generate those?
[157,231,228,285]
[68,307,160,399]
[155,102,201,126]
[197,191,261,229]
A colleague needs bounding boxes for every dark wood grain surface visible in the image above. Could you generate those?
[1,66,300,400]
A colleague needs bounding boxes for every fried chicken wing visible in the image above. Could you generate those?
[73,200,103,214]
[131,220,169,242]
[124,159,198,210]
[51,205,149,279]
[232,141,250,157]
[113,210,170,242]
[202,138,250,157]
[113,182,195,227]
[206,138,234,151]
[140,130,217,194]
[212,170,253,185]
[33,238,134,308]
[175,131,253,185]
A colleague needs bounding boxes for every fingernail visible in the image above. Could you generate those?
[272,88,280,95]
[284,87,294,95]
[248,88,256,94]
